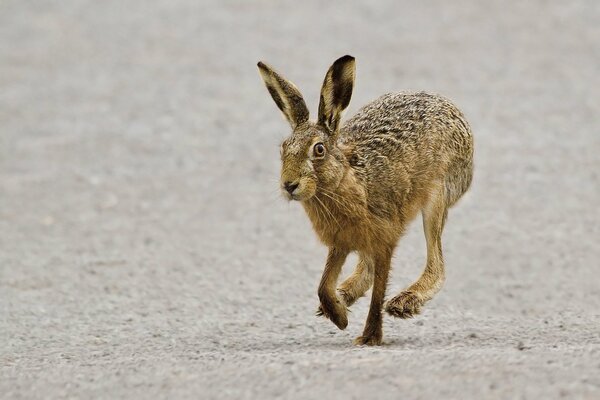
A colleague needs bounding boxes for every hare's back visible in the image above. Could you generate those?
[344,92,470,143]
[342,92,472,161]
[341,92,473,201]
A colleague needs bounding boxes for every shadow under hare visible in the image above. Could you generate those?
[257,55,473,346]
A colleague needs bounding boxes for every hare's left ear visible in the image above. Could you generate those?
[317,55,355,135]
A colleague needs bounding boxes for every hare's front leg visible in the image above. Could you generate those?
[386,187,448,318]
[317,247,349,330]
[354,249,392,346]
[337,253,374,307]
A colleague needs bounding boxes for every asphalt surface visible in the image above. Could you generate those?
[1,1,599,399]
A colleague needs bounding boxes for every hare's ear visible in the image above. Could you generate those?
[257,61,309,129]
[317,55,355,135]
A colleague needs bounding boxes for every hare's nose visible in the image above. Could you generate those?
[283,181,299,194]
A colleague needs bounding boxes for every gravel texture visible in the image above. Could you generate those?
[1,1,599,399]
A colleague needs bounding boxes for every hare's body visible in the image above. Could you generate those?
[304,92,473,252]
[258,56,473,345]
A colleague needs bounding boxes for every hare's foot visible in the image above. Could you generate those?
[385,290,424,319]
[316,291,348,330]
[336,287,361,307]
[353,335,382,346]
[335,288,354,307]
[353,332,382,346]
[336,256,374,307]
[316,289,350,314]
[354,315,383,346]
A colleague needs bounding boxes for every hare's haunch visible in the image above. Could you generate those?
[258,55,473,346]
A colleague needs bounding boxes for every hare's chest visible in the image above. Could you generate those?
[303,204,372,251]
[314,224,366,251]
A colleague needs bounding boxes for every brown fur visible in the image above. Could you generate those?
[258,56,473,346]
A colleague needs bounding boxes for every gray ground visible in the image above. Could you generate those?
[1,0,599,399]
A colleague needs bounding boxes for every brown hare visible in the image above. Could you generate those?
[257,55,473,346]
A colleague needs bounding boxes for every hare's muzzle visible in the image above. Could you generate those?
[283,181,299,195]
[280,176,317,201]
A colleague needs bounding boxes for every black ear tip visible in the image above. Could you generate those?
[337,55,355,64]
[257,61,272,72]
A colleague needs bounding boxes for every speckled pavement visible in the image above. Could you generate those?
[1,1,599,399]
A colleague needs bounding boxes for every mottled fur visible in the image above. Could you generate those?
[258,56,473,346]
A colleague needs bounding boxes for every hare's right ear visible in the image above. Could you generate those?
[317,55,356,135]
[257,62,309,129]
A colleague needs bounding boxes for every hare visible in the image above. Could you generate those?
[257,55,473,346]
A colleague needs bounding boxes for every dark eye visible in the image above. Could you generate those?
[313,142,325,157]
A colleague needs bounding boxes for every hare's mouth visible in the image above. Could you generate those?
[281,187,315,202]
[283,190,308,202]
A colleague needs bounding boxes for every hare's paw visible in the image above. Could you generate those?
[336,288,355,307]
[317,289,352,314]
[353,334,382,346]
[317,292,348,330]
[385,291,424,319]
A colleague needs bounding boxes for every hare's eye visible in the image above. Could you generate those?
[313,142,326,157]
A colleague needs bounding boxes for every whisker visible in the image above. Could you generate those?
[314,194,341,229]
[319,192,352,215]
[318,188,354,215]
[311,196,330,229]
[313,198,329,229]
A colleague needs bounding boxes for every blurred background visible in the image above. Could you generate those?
[1,0,599,398]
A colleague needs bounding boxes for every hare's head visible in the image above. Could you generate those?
[258,55,355,201]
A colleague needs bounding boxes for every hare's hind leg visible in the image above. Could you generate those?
[386,185,448,319]
[337,253,374,307]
